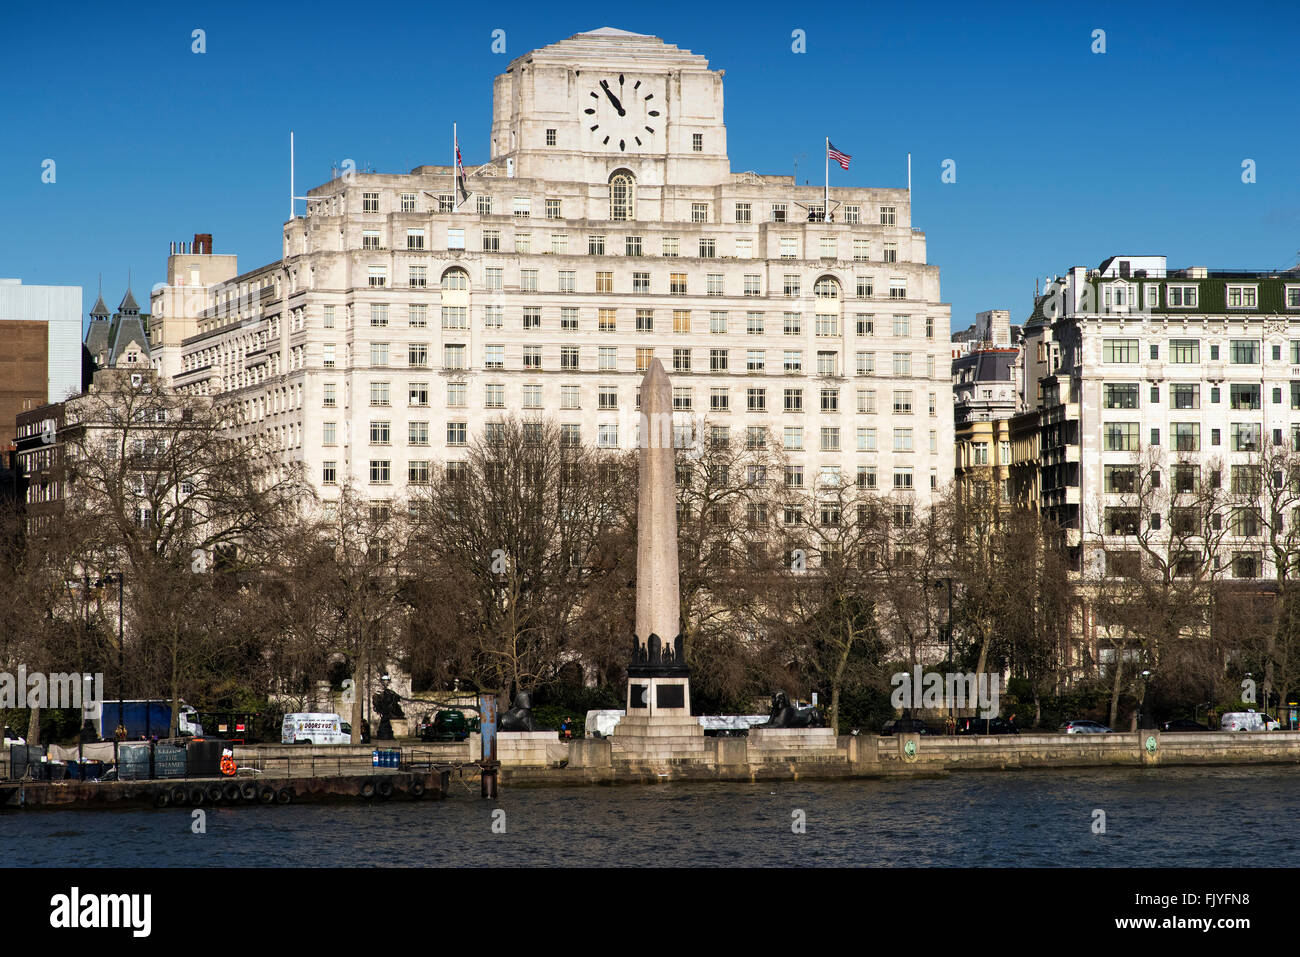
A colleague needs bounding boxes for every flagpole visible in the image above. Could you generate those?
[824,136,829,221]
[453,122,458,212]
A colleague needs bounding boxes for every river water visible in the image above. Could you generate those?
[7,766,1298,867]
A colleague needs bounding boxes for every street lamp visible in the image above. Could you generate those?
[932,577,955,717]
[1138,669,1152,731]
[96,572,125,753]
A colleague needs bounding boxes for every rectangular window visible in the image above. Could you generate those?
[1104,465,1138,493]
[484,344,504,369]
[1230,383,1261,410]
[784,312,802,335]
[856,352,875,376]
[1231,422,1261,452]
[1169,339,1199,363]
[1171,384,1200,410]
[711,388,730,411]
[408,304,428,328]
[447,228,465,250]
[784,387,803,412]
[857,427,877,452]
[1103,339,1140,363]
[820,427,841,451]
[784,350,803,372]
[673,348,692,373]
[1227,286,1258,309]
[1104,422,1139,451]
[1230,340,1260,363]
[1104,383,1140,409]
[1172,422,1200,452]
[409,382,430,407]
[710,349,729,372]
[691,202,709,223]
[880,206,896,226]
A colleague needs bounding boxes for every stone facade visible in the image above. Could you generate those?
[1016,254,1300,581]
[150,28,953,508]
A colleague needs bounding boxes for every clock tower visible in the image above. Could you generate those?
[489,27,731,191]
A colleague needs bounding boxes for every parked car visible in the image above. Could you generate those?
[1161,718,1213,732]
[1220,711,1281,732]
[419,710,471,742]
[954,716,1019,735]
[881,717,931,736]
[1059,719,1112,734]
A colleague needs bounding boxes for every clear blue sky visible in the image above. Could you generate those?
[2,0,1297,332]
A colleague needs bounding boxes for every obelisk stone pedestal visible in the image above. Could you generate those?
[613,359,705,759]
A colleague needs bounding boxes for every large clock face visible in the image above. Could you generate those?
[583,73,661,152]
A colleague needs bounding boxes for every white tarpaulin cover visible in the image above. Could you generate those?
[46,742,116,762]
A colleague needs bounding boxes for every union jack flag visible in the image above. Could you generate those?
[455,137,471,206]
[827,141,851,170]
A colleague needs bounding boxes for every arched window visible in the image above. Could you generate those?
[814,276,841,300]
[441,267,469,291]
[609,171,635,222]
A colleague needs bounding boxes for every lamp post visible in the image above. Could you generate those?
[932,577,955,717]
[97,572,125,754]
[1138,669,1152,731]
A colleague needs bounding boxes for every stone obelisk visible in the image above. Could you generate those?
[614,359,704,755]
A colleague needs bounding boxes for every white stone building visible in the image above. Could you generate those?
[149,28,954,506]
[1014,253,1300,578]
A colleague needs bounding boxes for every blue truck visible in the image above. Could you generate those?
[90,699,200,740]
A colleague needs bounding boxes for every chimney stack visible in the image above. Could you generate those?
[194,233,213,255]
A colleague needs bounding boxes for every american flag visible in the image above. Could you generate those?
[827,141,851,170]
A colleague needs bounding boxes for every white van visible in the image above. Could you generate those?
[1220,711,1281,732]
[282,713,354,745]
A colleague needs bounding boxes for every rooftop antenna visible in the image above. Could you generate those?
[289,131,309,219]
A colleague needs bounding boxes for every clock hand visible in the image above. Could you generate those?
[600,80,625,116]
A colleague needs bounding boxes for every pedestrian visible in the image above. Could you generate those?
[114,723,127,742]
